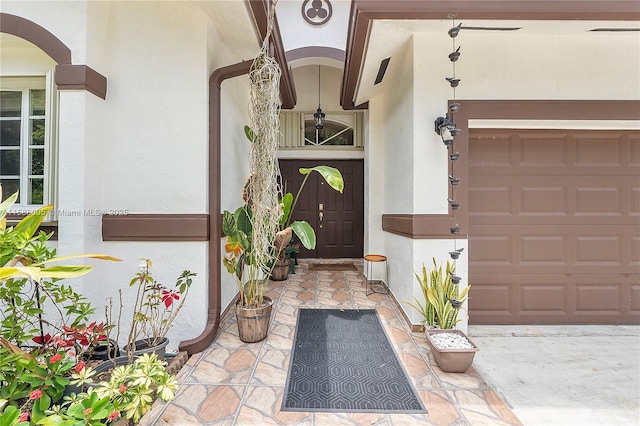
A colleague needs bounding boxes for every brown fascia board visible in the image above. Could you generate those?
[341,0,640,109]
[247,0,297,109]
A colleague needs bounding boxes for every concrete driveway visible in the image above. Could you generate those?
[469,325,640,426]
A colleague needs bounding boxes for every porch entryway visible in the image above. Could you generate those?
[280,159,364,258]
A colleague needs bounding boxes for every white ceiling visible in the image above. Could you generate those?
[356,19,640,105]
[187,0,261,63]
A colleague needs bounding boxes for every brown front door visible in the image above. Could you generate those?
[280,159,364,258]
[469,129,639,324]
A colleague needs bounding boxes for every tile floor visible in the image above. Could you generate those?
[140,260,522,425]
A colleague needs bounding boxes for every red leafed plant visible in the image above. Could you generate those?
[126,259,196,362]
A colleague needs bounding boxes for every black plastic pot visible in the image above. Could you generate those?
[126,337,169,360]
[82,339,120,361]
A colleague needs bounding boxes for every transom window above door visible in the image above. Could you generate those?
[279,111,364,149]
[304,117,353,146]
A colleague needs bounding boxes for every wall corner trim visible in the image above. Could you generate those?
[102,214,209,241]
[55,64,108,99]
[382,214,468,239]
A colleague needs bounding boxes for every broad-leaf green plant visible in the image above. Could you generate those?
[277,165,344,256]
[223,206,265,307]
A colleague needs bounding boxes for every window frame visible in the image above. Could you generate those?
[0,73,57,218]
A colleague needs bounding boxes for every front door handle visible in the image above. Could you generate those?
[319,211,323,228]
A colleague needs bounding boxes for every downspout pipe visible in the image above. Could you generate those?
[178,60,253,355]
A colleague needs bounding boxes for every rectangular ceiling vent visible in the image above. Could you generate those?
[589,28,640,32]
[461,26,522,31]
[374,57,391,85]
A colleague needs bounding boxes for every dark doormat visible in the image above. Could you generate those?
[308,263,357,271]
[282,309,426,413]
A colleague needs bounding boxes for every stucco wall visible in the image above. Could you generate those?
[1,1,256,351]
[382,40,414,214]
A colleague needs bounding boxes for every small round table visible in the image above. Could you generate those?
[364,254,389,296]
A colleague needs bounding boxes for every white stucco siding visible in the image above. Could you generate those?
[380,40,414,214]
[412,35,452,214]
[102,1,209,212]
[364,105,384,256]
[426,30,640,101]
[1,2,254,348]
[42,2,215,351]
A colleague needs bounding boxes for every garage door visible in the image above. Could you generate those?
[469,129,639,324]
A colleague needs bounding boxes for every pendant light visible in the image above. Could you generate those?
[314,65,325,129]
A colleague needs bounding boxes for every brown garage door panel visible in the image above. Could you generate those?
[470,176,637,225]
[470,128,640,324]
[469,129,639,173]
[470,273,639,324]
[470,225,637,274]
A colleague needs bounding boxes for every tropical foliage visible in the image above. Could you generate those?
[0,187,183,425]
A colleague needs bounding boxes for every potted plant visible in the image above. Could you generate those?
[15,352,179,425]
[223,205,274,343]
[125,259,196,363]
[0,187,122,422]
[270,164,344,281]
[406,258,478,373]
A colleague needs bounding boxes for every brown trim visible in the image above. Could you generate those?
[382,100,640,239]
[55,64,107,100]
[286,46,345,63]
[177,60,253,355]
[248,0,297,109]
[341,0,640,109]
[382,214,468,239]
[454,100,640,121]
[1,13,108,100]
[101,214,208,241]
[0,13,71,64]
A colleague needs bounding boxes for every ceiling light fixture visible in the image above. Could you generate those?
[314,65,325,129]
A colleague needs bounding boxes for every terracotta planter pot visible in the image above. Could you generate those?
[235,296,273,343]
[426,329,479,373]
[270,258,290,281]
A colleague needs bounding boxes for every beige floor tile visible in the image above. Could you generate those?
[144,259,520,426]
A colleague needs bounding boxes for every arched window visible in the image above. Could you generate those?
[304,118,353,146]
